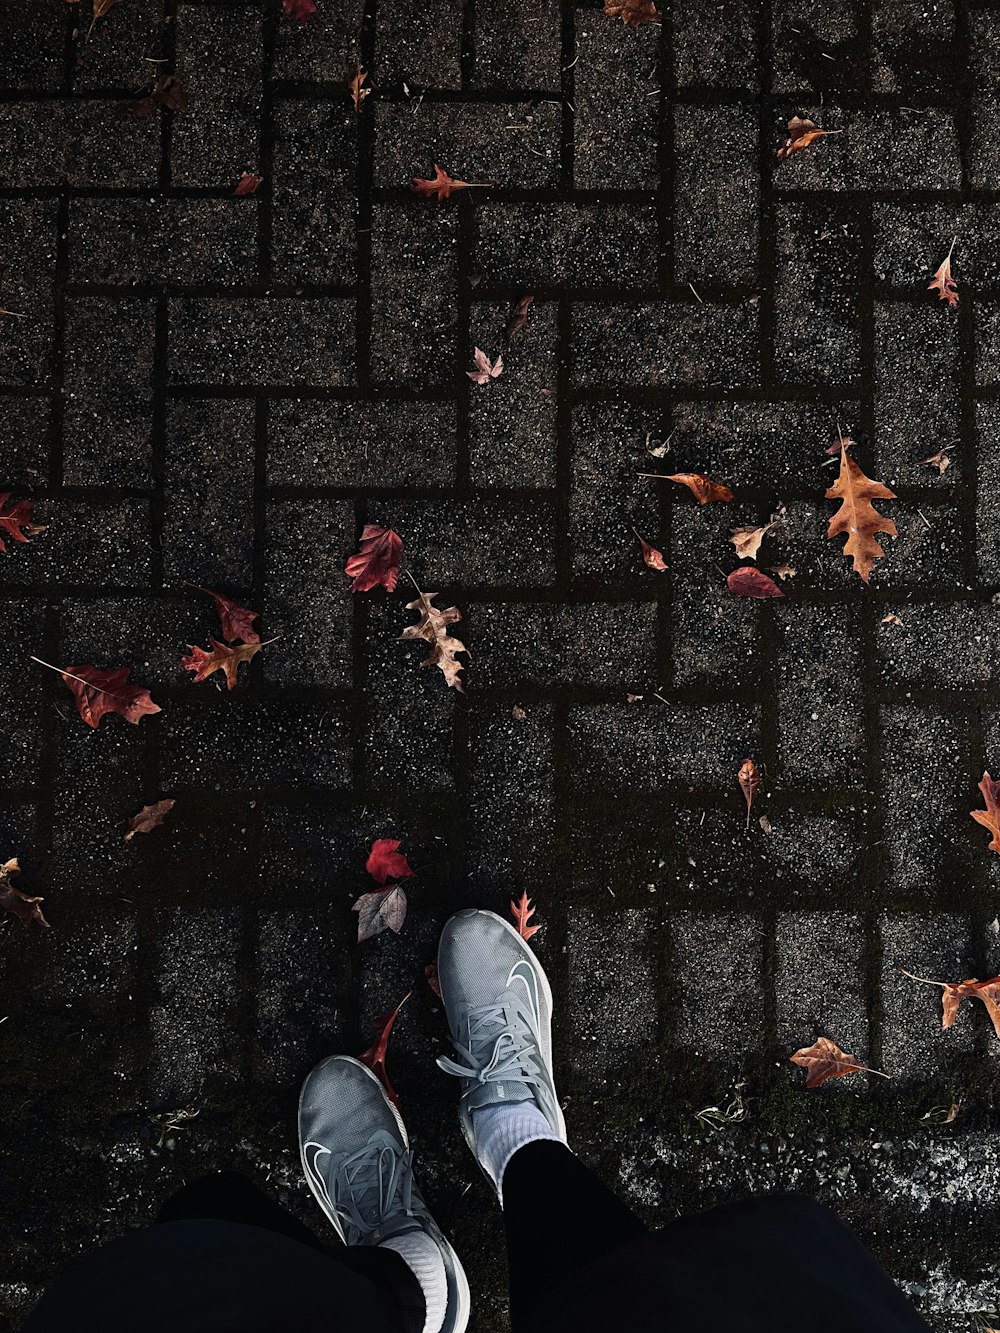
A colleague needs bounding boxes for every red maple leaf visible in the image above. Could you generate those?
[366,838,414,885]
[358,992,410,1108]
[181,639,263,690]
[203,587,260,644]
[281,0,316,22]
[59,664,161,730]
[510,891,541,941]
[0,492,45,553]
[345,525,403,593]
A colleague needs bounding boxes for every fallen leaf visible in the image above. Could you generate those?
[824,429,858,457]
[181,639,263,690]
[506,295,534,339]
[900,966,1000,1042]
[349,64,372,114]
[0,493,45,553]
[971,771,1000,853]
[776,116,831,160]
[425,961,442,998]
[758,814,773,833]
[366,838,414,885]
[399,589,467,691]
[919,449,951,475]
[345,524,403,593]
[738,758,760,830]
[124,799,176,842]
[467,347,504,385]
[881,612,904,626]
[665,472,734,504]
[729,522,777,561]
[512,704,527,720]
[201,587,260,644]
[603,0,660,25]
[92,0,120,17]
[358,993,410,1108]
[767,564,797,581]
[281,0,316,22]
[637,534,668,571]
[825,446,897,583]
[0,858,49,928]
[510,891,541,941]
[626,693,643,703]
[130,74,189,117]
[928,238,958,309]
[410,164,486,201]
[353,885,408,941]
[49,662,161,729]
[727,567,784,599]
[790,1036,885,1088]
[233,171,263,196]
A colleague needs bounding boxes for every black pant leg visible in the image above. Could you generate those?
[501,1140,648,1328]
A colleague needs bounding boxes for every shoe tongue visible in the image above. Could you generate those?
[466,1079,534,1112]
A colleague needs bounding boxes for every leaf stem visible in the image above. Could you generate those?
[898,966,947,989]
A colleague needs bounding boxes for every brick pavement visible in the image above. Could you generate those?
[1,0,999,1327]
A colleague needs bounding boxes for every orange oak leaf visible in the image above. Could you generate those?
[181,639,263,690]
[467,347,504,384]
[603,0,660,25]
[727,567,784,599]
[899,967,1000,1042]
[349,64,372,114]
[358,992,410,1107]
[738,758,760,830]
[199,587,260,644]
[928,238,958,309]
[776,116,832,160]
[399,589,467,691]
[0,492,45,553]
[49,662,161,729]
[664,472,734,504]
[636,533,667,571]
[345,525,403,593]
[353,885,408,941]
[825,447,897,583]
[409,164,487,201]
[971,771,1000,852]
[0,858,49,928]
[281,0,316,22]
[124,799,176,842]
[510,891,541,941]
[233,171,263,196]
[366,838,414,886]
[790,1036,885,1088]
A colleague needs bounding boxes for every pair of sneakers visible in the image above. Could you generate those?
[298,909,567,1333]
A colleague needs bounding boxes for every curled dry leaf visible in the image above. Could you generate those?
[738,758,760,830]
[0,858,49,928]
[358,992,410,1108]
[510,891,541,941]
[899,966,1000,1042]
[664,473,734,504]
[971,771,1000,853]
[46,661,161,729]
[234,171,263,196]
[776,116,832,160]
[345,524,403,593]
[0,493,45,554]
[200,586,260,644]
[410,164,487,201]
[919,449,951,475]
[729,517,782,561]
[928,238,958,309]
[506,295,534,339]
[511,704,527,721]
[181,639,263,690]
[825,446,897,584]
[790,1036,886,1088]
[603,0,660,25]
[366,838,414,886]
[353,885,408,941]
[349,64,372,114]
[467,347,504,385]
[281,0,317,22]
[767,564,797,581]
[825,426,858,457]
[399,589,467,691]
[727,567,784,599]
[124,798,176,842]
[636,534,667,571]
[881,612,904,626]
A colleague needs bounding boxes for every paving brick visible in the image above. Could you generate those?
[2,499,152,586]
[872,0,956,94]
[875,501,965,589]
[776,912,868,1066]
[37,915,138,1017]
[771,0,862,94]
[670,512,757,688]
[874,302,959,489]
[149,906,244,1103]
[880,707,976,899]
[672,913,764,1056]
[970,12,1000,191]
[0,601,46,790]
[775,201,860,387]
[573,302,759,387]
[876,603,997,688]
[370,204,459,388]
[0,201,57,387]
[272,0,363,81]
[674,107,758,286]
[171,5,263,187]
[675,0,760,88]
[471,601,658,687]
[375,498,555,585]
[271,101,356,286]
[574,15,659,190]
[466,703,554,897]
[568,701,758,789]
[773,109,961,192]
[264,500,354,687]
[976,403,1000,583]
[69,199,259,286]
[375,0,463,89]
[475,202,657,288]
[0,398,50,487]
[266,398,457,487]
[0,102,160,187]
[777,603,863,788]
[63,298,156,487]
[0,1,66,90]
[163,398,255,586]
[570,403,659,578]
[880,914,976,1079]
[376,102,560,189]
[57,596,190,692]
[569,907,658,1075]
[75,0,164,90]
[160,701,352,790]
[874,202,1000,289]
[469,299,557,488]
[168,298,355,386]
[471,0,560,88]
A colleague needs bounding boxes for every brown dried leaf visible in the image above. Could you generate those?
[234,171,263,196]
[349,64,372,115]
[900,966,1000,1042]
[181,639,263,690]
[664,472,734,504]
[353,885,408,941]
[506,295,534,339]
[399,590,467,691]
[881,612,904,626]
[603,0,660,25]
[738,758,760,830]
[790,1036,884,1088]
[729,521,779,561]
[467,347,503,384]
[767,564,797,581]
[124,799,176,842]
[410,164,487,201]
[636,534,667,571]
[928,239,958,309]
[510,891,541,940]
[971,771,1000,853]
[825,446,897,583]
[776,116,831,160]
[0,858,49,928]
[919,449,951,475]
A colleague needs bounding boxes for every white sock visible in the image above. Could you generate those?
[472,1101,561,1192]
[382,1229,448,1333]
